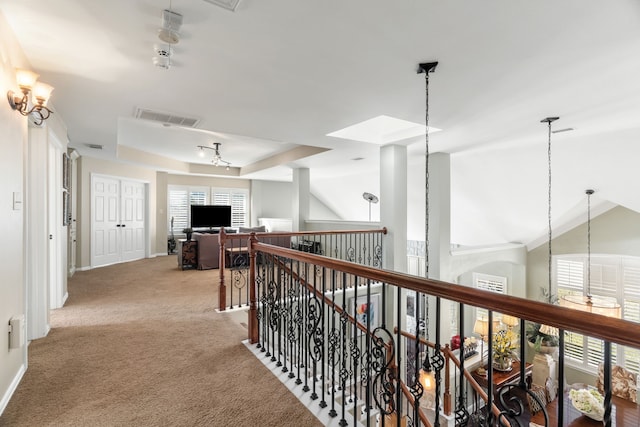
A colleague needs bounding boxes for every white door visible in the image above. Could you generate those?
[92,175,147,267]
[48,135,67,309]
[120,180,146,262]
[92,176,122,267]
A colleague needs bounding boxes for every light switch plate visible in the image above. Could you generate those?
[13,192,22,210]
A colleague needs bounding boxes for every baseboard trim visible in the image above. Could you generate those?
[0,362,26,416]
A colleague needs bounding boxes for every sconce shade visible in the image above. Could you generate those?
[32,82,54,105]
[561,295,621,318]
[15,68,39,90]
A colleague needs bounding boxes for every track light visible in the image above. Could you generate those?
[6,68,54,125]
[196,142,232,168]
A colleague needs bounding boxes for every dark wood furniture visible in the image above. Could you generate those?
[531,391,639,426]
[472,361,533,395]
[178,239,198,270]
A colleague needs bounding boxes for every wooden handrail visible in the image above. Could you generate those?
[252,241,640,350]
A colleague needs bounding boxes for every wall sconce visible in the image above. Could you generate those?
[6,68,54,125]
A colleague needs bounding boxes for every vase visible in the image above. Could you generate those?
[493,356,513,372]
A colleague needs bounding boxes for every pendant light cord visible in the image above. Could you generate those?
[586,189,593,297]
[547,121,553,302]
[541,116,559,303]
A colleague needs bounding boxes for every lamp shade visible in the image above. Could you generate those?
[473,319,489,338]
[502,314,519,328]
[561,295,621,318]
[539,324,559,337]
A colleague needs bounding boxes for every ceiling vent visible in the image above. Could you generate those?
[202,0,242,12]
[84,143,103,150]
[135,108,200,128]
[158,9,182,44]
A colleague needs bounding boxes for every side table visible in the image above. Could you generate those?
[178,239,198,270]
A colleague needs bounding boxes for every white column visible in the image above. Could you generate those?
[380,144,407,273]
[428,153,451,281]
[427,153,453,347]
[292,168,310,232]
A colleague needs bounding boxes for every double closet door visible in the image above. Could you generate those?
[92,175,147,268]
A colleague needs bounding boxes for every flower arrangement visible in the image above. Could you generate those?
[569,388,605,421]
[491,329,518,362]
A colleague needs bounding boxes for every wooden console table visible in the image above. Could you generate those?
[471,361,533,397]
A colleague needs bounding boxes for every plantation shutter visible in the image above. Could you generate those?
[622,260,640,373]
[556,255,638,375]
[168,186,208,233]
[168,189,188,233]
[212,188,248,227]
[474,273,506,319]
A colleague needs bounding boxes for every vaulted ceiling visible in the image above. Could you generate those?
[2,0,639,247]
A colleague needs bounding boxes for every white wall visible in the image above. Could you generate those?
[0,11,28,414]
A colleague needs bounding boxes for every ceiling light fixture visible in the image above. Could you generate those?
[197,142,231,169]
[561,190,621,317]
[158,7,182,45]
[6,68,54,125]
[416,60,439,411]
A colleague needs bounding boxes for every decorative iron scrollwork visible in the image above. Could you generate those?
[371,327,395,416]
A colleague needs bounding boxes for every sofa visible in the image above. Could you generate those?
[193,228,291,270]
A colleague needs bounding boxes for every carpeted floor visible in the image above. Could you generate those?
[0,256,322,427]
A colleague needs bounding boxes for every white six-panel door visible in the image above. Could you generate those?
[92,175,146,267]
[120,180,146,262]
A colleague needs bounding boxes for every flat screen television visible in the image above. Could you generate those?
[190,205,232,228]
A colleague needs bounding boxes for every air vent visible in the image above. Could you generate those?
[84,143,103,150]
[202,0,242,12]
[135,108,200,128]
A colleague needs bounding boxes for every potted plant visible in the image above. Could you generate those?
[526,322,559,355]
[492,329,518,371]
[182,227,193,241]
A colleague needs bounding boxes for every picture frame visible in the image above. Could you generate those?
[349,293,381,336]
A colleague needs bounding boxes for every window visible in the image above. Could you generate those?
[168,186,248,232]
[474,273,507,320]
[555,255,640,375]
[212,188,248,228]
[167,186,208,233]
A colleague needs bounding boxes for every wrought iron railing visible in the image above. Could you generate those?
[245,237,640,427]
[217,228,386,310]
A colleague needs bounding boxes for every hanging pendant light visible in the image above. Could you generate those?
[416,61,438,394]
[561,190,621,318]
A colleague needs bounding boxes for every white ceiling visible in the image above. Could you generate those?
[2,0,640,247]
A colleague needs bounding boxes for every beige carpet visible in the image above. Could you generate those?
[0,256,322,427]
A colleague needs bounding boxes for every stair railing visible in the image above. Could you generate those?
[218,227,386,310]
[247,237,640,427]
